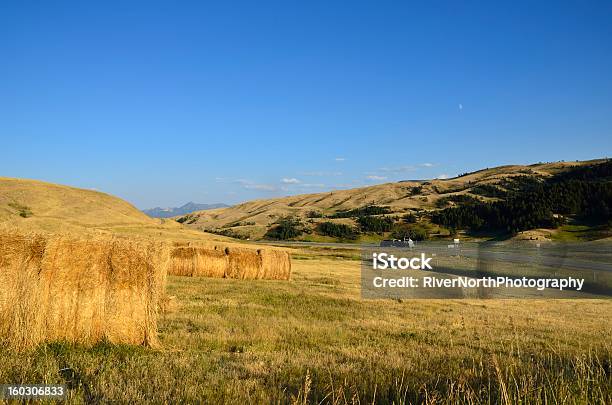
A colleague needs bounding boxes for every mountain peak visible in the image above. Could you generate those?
[143,202,229,218]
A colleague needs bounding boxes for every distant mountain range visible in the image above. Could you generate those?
[142,202,229,218]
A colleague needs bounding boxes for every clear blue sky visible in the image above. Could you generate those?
[1,1,611,208]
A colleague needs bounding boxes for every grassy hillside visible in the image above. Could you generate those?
[181,159,609,241]
[0,177,234,245]
[0,177,157,228]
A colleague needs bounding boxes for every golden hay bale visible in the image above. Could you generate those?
[0,233,46,348]
[258,249,292,280]
[169,247,228,278]
[0,230,169,350]
[194,248,228,278]
[168,247,197,276]
[168,245,291,281]
[225,247,261,280]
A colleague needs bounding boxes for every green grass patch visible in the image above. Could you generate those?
[551,224,612,241]
[8,202,33,218]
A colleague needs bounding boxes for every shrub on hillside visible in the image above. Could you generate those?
[402,213,417,223]
[470,184,506,198]
[306,210,324,218]
[330,205,391,218]
[357,215,395,233]
[8,202,33,218]
[264,217,304,240]
[176,214,196,224]
[317,222,358,240]
[391,224,429,241]
[436,194,481,208]
[410,186,423,195]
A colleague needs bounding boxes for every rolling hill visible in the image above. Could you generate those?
[0,177,230,244]
[179,159,611,241]
[0,177,157,229]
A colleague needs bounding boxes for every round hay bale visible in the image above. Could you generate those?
[169,247,228,278]
[225,247,261,279]
[0,230,169,350]
[259,249,292,280]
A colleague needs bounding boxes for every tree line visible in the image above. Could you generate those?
[431,161,612,234]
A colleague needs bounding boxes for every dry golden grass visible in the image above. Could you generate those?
[0,177,301,279]
[0,173,609,402]
[0,176,238,245]
[0,248,609,403]
[0,177,155,228]
[0,230,169,350]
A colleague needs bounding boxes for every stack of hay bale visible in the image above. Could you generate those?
[169,245,291,280]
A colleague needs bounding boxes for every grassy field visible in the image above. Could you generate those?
[1,249,610,404]
[550,224,612,242]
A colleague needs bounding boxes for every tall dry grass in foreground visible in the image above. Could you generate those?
[0,230,169,349]
[0,246,609,403]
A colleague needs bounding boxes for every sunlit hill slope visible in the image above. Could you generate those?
[0,177,226,243]
[181,159,610,241]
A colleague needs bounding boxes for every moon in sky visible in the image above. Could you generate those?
[459,103,463,110]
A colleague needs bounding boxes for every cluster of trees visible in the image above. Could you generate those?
[552,160,612,181]
[391,224,429,241]
[317,222,358,240]
[264,205,409,240]
[206,228,249,240]
[263,205,436,241]
[402,213,417,223]
[470,184,506,198]
[431,198,563,234]
[176,214,197,224]
[225,220,256,228]
[264,217,305,240]
[357,215,395,232]
[435,194,481,208]
[409,186,423,196]
[330,205,391,218]
[498,175,542,192]
[431,161,612,234]
[319,217,430,240]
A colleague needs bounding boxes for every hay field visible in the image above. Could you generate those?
[1,247,609,403]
